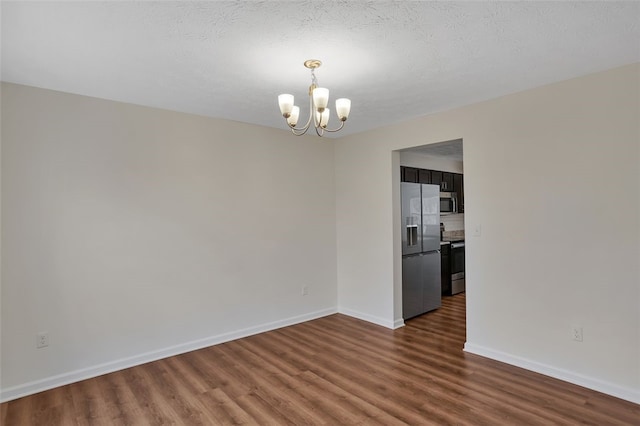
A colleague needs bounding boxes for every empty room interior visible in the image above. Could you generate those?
[1,1,639,424]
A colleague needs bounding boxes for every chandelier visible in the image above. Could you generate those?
[277,59,351,137]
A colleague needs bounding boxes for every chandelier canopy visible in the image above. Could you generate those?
[277,60,351,137]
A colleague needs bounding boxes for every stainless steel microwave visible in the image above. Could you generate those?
[440,192,458,214]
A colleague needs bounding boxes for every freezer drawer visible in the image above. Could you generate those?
[421,251,442,313]
[402,254,424,319]
[402,252,442,320]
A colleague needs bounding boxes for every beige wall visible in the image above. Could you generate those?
[1,83,338,400]
[335,64,639,402]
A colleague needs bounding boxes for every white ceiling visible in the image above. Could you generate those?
[403,139,464,162]
[2,1,639,139]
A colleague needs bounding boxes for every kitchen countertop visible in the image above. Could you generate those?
[441,230,465,243]
[441,237,465,243]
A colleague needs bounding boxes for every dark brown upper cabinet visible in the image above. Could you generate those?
[401,167,418,183]
[418,169,431,184]
[453,173,464,213]
[430,171,453,192]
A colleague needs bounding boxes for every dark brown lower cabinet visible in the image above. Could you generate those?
[440,243,451,296]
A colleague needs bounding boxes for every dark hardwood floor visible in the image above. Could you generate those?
[2,293,639,425]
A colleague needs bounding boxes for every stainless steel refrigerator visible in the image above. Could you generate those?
[401,183,442,319]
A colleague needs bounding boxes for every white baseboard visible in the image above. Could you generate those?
[337,307,396,329]
[0,307,337,403]
[464,342,640,405]
[393,318,405,329]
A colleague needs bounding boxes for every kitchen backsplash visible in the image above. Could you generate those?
[441,213,464,232]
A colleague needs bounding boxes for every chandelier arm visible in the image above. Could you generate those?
[288,118,311,134]
[286,95,314,133]
[311,95,321,129]
[319,120,346,133]
[291,126,310,136]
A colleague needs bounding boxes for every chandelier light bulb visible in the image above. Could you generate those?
[320,108,330,128]
[277,59,351,137]
[278,94,294,117]
[312,88,329,112]
[336,98,351,121]
[287,106,300,127]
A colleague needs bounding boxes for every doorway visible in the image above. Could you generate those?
[397,138,465,323]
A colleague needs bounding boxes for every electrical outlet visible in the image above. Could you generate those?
[571,326,583,342]
[37,332,49,348]
[302,286,309,296]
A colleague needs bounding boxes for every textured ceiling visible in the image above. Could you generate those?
[404,139,464,162]
[2,1,639,139]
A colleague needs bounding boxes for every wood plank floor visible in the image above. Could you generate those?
[2,293,639,425]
